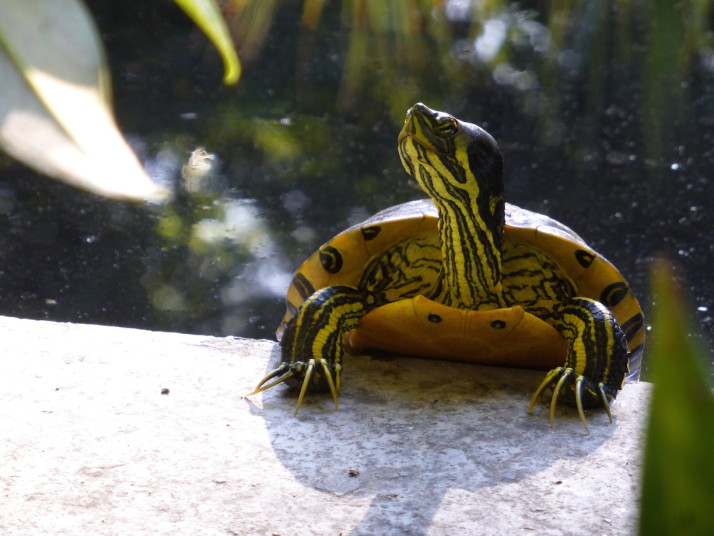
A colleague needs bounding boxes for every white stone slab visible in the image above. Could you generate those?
[0,316,650,535]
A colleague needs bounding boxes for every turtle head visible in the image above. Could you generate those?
[398,102,505,246]
[398,103,503,209]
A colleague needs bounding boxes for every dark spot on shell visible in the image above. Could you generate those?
[361,226,381,241]
[575,249,595,268]
[319,246,343,274]
[600,282,629,308]
[286,301,299,316]
[292,272,316,300]
[621,313,644,341]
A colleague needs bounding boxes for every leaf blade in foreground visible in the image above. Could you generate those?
[0,0,168,201]
[640,258,714,536]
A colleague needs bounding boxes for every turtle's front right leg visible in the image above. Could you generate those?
[248,285,373,414]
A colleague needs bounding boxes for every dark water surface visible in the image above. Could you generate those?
[1,1,712,379]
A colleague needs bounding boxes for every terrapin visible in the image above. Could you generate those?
[250,103,645,430]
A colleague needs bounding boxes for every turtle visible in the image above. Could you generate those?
[249,103,645,430]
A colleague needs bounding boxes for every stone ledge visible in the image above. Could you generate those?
[0,315,650,535]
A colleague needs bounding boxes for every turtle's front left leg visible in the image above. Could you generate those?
[528,297,630,431]
[248,285,375,413]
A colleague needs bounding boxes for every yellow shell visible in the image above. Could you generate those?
[279,199,645,377]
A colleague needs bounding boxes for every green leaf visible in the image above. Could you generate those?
[640,258,714,535]
[0,0,168,201]
[173,0,241,84]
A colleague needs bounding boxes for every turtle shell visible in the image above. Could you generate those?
[278,199,645,379]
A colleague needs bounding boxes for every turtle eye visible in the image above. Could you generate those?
[435,118,459,138]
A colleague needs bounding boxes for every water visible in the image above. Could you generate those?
[1,1,712,379]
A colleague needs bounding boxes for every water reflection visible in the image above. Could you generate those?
[0,0,712,377]
[142,147,294,336]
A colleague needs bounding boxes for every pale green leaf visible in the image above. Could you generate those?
[0,0,169,202]
[640,258,714,535]
[173,0,241,84]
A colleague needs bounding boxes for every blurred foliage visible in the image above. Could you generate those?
[640,258,714,535]
[222,0,713,160]
[175,0,240,83]
[0,0,236,200]
[0,0,167,201]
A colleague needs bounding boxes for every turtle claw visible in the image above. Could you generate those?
[598,383,613,423]
[247,364,294,396]
[295,360,315,415]
[550,368,576,427]
[320,358,340,410]
[528,367,562,414]
[574,376,588,433]
[528,367,615,433]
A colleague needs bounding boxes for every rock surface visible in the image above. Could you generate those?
[0,316,650,535]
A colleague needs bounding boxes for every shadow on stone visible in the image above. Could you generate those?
[249,347,616,535]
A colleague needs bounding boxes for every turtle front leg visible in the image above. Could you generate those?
[528,297,630,432]
[248,285,375,414]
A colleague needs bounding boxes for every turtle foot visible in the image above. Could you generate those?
[247,358,342,415]
[527,367,613,433]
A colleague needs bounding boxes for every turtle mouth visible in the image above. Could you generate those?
[399,102,433,140]
[398,103,453,155]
